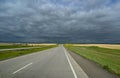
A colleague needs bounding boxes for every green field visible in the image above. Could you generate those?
[0,44,34,49]
[65,45,120,77]
[0,45,57,61]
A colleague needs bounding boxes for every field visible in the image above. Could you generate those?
[72,44,120,49]
[0,44,57,61]
[65,44,120,77]
[0,43,56,49]
[0,43,33,49]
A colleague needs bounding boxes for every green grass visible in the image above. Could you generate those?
[0,45,57,61]
[65,45,120,77]
[0,44,33,49]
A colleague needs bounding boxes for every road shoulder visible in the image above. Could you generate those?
[68,50,118,78]
[64,47,89,78]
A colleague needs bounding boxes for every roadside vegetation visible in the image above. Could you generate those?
[0,45,57,61]
[0,44,33,49]
[65,44,120,77]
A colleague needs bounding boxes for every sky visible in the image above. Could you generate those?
[0,0,120,43]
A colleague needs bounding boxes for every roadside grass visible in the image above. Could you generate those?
[65,45,120,77]
[0,45,57,61]
[0,44,33,49]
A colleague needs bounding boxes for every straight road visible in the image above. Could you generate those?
[0,45,88,78]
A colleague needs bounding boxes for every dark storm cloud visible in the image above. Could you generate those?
[0,0,120,43]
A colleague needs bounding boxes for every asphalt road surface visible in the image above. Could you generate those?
[0,45,88,78]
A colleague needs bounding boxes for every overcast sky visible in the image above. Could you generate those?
[0,0,120,43]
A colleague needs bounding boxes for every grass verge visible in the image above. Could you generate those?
[0,44,33,49]
[65,45,120,77]
[0,45,57,61]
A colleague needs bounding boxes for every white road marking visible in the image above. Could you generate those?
[63,46,78,78]
[12,62,33,74]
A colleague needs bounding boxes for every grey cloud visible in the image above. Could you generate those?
[0,0,120,43]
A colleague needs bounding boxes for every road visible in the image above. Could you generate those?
[0,47,42,52]
[0,45,88,78]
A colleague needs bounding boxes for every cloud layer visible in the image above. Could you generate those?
[0,0,120,43]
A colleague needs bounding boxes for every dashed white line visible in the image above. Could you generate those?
[63,46,78,78]
[12,62,33,74]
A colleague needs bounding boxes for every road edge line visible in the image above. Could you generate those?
[63,46,78,78]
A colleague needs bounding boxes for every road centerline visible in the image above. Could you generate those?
[12,62,33,74]
[63,46,78,78]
